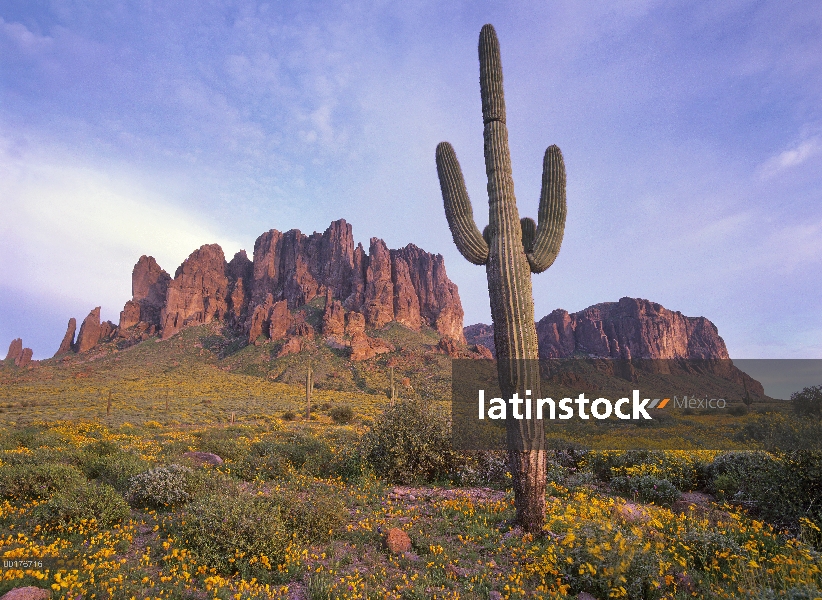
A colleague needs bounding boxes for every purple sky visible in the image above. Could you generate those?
[1,1,821,360]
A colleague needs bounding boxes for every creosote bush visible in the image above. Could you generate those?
[0,463,86,500]
[176,490,289,582]
[361,399,455,484]
[83,450,150,491]
[609,475,681,507]
[33,480,130,527]
[270,481,346,543]
[329,405,354,424]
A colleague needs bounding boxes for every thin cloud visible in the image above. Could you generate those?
[758,136,822,179]
[0,135,243,317]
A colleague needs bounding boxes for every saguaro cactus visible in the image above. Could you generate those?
[436,24,567,531]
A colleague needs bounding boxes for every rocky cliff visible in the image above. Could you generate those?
[53,219,465,360]
[465,297,729,360]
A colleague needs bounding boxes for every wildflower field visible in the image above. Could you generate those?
[1,328,821,599]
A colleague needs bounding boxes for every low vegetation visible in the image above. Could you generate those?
[0,333,819,598]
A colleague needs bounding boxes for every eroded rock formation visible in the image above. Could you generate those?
[161,244,229,339]
[536,297,729,360]
[48,219,466,358]
[465,297,730,361]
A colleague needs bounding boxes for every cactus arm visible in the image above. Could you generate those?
[436,142,489,265]
[527,145,567,273]
[520,217,536,254]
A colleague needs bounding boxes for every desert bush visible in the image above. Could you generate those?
[706,452,782,501]
[128,464,193,508]
[281,410,297,421]
[585,450,709,491]
[270,482,346,543]
[360,399,455,484]
[452,451,509,487]
[0,463,86,500]
[329,405,354,424]
[32,480,130,527]
[792,385,822,416]
[83,451,151,491]
[609,475,681,507]
[194,428,250,462]
[707,451,822,540]
[278,433,335,475]
[176,490,289,582]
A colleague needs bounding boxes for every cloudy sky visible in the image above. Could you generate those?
[1,1,820,360]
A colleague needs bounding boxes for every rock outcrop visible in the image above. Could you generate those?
[245,220,464,343]
[15,348,33,368]
[4,339,34,367]
[465,298,730,361]
[56,318,77,355]
[5,338,23,363]
[463,324,495,354]
[75,307,103,353]
[536,297,729,360]
[49,219,466,358]
[161,245,229,339]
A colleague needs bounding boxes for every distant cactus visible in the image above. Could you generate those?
[436,24,567,531]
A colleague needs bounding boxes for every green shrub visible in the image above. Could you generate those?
[0,463,86,501]
[33,480,130,527]
[707,451,822,539]
[260,433,334,477]
[83,451,150,491]
[360,399,456,484]
[176,490,289,582]
[271,482,346,543]
[235,453,291,481]
[128,464,193,508]
[282,411,297,421]
[329,405,355,424]
[194,429,250,462]
[610,475,681,507]
[585,450,707,491]
[792,385,822,416]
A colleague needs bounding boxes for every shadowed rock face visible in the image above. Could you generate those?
[465,297,729,360]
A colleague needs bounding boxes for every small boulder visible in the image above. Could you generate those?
[438,337,461,357]
[0,587,50,600]
[182,451,223,466]
[384,527,411,554]
[474,344,494,360]
[276,336,302,358]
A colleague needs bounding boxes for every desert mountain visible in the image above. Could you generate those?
[465,297,729,360]
[53,219,466,361]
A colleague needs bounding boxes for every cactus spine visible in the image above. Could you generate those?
[436,24,567,531]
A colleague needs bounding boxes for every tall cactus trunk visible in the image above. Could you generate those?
[436,24,567,532]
